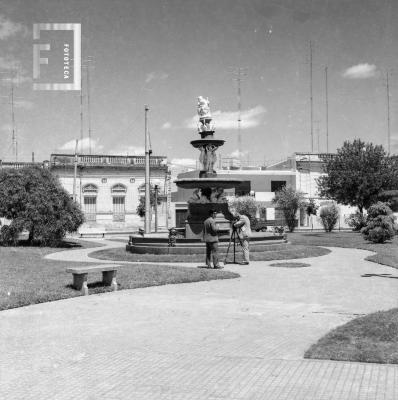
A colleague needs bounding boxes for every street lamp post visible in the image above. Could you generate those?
[154,184,159,232]
[73,139,78,202]
[144,105,151,233]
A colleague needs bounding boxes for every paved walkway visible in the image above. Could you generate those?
[1,241,398,399]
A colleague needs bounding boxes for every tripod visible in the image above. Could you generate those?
[224,227,244,264]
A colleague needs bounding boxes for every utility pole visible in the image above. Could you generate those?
[80,65,84,154]
[86,65,92,154]
[144,105,151,234]
[386,71,391,153]
[230,67,247,166]
[10,81,17,161]
[325,66,329,153]
[309,41,314,153]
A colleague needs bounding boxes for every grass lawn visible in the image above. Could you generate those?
[289,231,398,268]
[305,308,398,364]
[0,246,239,311]
[291,231,398,364]
[89,244,330,263]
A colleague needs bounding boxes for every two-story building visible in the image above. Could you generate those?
[172,152,356,230]
[50,153,169,231]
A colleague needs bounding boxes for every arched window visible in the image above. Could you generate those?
[111,183,127,194]
[111,184,127,221]
[82,183,98,194]
[82,184,98,221]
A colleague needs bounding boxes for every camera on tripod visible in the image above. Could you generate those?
[224,215,243,264]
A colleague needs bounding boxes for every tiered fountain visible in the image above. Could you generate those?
[126,96,285,255]
[175,96,243,239]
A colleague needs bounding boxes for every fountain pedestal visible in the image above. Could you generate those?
[185,203,232,239]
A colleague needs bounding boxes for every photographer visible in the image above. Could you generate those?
[231,210,251,265]
[203,209,222,269]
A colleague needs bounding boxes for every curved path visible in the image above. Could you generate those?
[2,242,398,399]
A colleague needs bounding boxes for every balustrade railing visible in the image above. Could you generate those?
[50,154,166,167]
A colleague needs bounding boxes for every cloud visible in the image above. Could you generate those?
[185,105,266,130]
[0,15,27,40]
[343,63,377,79]
[161,122,172,129]
[229,149,249,159]
[170,158,197,168]
[145,71,169,84]
[109,145,145,155]
[59,138,104,153]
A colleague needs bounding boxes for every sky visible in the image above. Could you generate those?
[1,0,398,168]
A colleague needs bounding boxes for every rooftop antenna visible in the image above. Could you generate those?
[309,41,314,153]
[79,64,84,154]
[1,68,23,161]
[386,70,391,153]
[11,79,17,161]
[230,67,248,166]
[325,66,329,153]
[83,56,94,155]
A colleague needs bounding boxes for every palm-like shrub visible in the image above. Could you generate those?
[273,187,306,232]
[361,202,396,243]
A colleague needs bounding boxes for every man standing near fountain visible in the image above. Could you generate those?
[232,210,251,265]
[203,209,222,269]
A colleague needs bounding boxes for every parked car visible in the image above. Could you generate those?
[251,218,270,232]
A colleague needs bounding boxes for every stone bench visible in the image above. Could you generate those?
[66,264,120,295]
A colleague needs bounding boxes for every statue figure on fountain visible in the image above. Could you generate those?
[197,96,211,119]
[188,187,226,204]
[199,144,217,174]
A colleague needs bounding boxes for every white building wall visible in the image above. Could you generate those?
[54,168,168,230]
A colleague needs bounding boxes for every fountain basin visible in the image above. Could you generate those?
[126,232,287,255]
[190,139,225,148]
[175,178,243,189]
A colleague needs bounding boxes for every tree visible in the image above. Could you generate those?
[229,195,257,226]
[361,202,396,243]
[317,139,398,214]
[272,187,306,232]
[136,186,161,217]
[319,204,339,232]
[306,198,318,216]
[0,167,84,246]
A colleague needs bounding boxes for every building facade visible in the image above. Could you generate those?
[172,153,356,230]
[50,154,169,230]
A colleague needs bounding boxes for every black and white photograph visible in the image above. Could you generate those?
[1,1,398,398]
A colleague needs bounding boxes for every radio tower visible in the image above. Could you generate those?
[1,69,22,161]
[309,41,314,153]
[11,80,17,161]
[83,56,94,154]
[386,71,391,153]
[325,66,329,153]
[230,67,247,166]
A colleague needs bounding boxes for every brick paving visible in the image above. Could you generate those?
[1,243,398,399]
